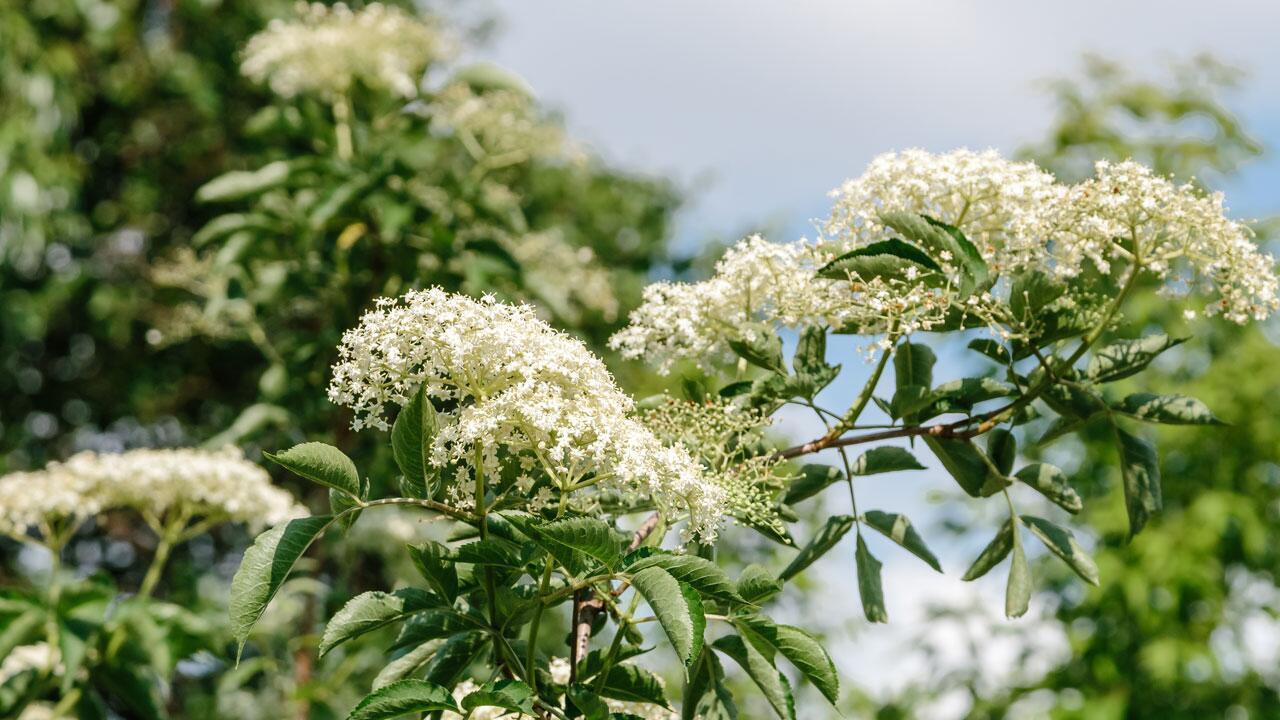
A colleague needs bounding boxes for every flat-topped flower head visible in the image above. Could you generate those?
[825,148,1063,274]
[0,447,303,540]
[1052,160,1278,323]
[242,2,449,100]
[328,289,726,539]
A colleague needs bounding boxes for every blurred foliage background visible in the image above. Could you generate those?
[1,0,1277,718]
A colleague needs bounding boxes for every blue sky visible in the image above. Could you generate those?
[466,2,1280,707]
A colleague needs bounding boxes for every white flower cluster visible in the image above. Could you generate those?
[327,289,726,539]
[0,643,60,684]
[0,447,303,539]
[612,149,1278,368]
[430,82,562,158]
[442,663,675,719]
[241,3,449,100]
[508,230,619,322]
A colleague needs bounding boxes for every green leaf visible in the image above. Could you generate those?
[1040,379,1108,420]
[230,515,332,657]
[319,588,438,657]
[894,342,935,390]
[423,631,488,686]
[855,533,888,623]
[627,554,744,605]
[567,684,612,720]
[923,436,1009,498]
[1014,463,1082,514]
[195,160,292,202]
[347,679,459,720]
[630,567,704,666]
[1087,334,1186,383]
[962,519,1014,581]
[862,510,942,572]
[816,238,942,282]
[889,384,932,420]
[684,649,739,720]
[1116,426,1162,536]
[851,446,925,475]
[968,338,1010,364]
[736,565,783,604]
[191,212,280,247]
[462,680,536,715]
[738,616,839,705]
[391,609,473,652]
[1037,415,1083,446]
[779,515,855,582]
[530,517,628,570]
[391,386,439,499]
[728,333,785,372]
[266,442,361,500]
[1009,270,1067,322]
[1113,393,1224,425]
[1006,524,1032,618]
[407,542,458,602]
[986,428,1017,476]
[783,464,843,505]
[598,664,671,708]
[922,377,1018,418]
[1020,515,1099,586]
[792,325,835,379]
[372,640,441,690]
[880,213,989,296]
[451,538,526,568]
[712,636,795,720]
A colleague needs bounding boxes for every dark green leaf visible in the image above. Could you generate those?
[530,517,628,570]
[391,386,439,499]
[319,588,438,657]
[407,542,458,602]
[1116,426,1162,536]
[962,519,1014,581]
[598,664,670,708]
[567,684,612,720]
[347,679,458,720]
[462,680,536,714]
[779,515,855,582]
[968,338,1010,364]
[372,640,441,690]
[1020,515,1099,585]
[712,635,795,720]
[894,342,935,390]
[923,436,1009,498]
[851,446,925,475]
[627,554,744,604]
[423,631,487,686]
[736,565,783,604]
[1087,334,1186,383]
[738,615,839,705]
[266,442,361,500]
[1014,463,1082,514]
[728,333,785,372]
[862,510,942,572]
[683,649,738,720]
[451,538,526,568]
[1006,525,1032,618]
[1113,393,1224,425]
[855,534,888,623]
[816,239,942,282]
[230,515,332,657]
[783,464,843,505]
[630,567,703,666]
[986,428,1017,476]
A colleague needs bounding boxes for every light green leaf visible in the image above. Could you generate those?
[783,464,843,505]
[391,386,438,499]
[230,515,332,658]
[597,664,671,708]
[372,640,441,690]
[962,519,1014,581]
[779,515,854,582]
[627,553,744,605]
[855,533,888,623]
[851,446,925,475]
[1114,393,1224,426]
[1087,334,1186,383]
[1006,525,1032,618]
[191,213,280,247]
[196,160,291,203]
[1116,426,1162,536]
[712,636,795,720]
[347,679,458,720]
[630,567,703,666]
[266,442,361,500]
[319,588,439,657]
[1014,463,1082,514]
[1020,515,1099,586]
[862,510,942,572]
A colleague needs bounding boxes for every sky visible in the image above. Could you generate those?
[465,1,1280,711]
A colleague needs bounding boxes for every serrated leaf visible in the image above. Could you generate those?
[267,442,361,500]
[630,567,703,666]
[1014,463,1082,513]
[880,213,988,296]
[968,338,1010,364]
[923,436,1009,498]
[567,684,611,720]
[736,565,783,604]
[1006,525,1032,618]
[738,616,839,705]
[851,446,925,475]
[230,515,332,657]
[423,631,488,686]
[530,517,628,570]
[862,510,942,572]
[1087,334,1186,383]
[783,464,843,505]
[684,649,738,720]
[319,588,439,657]
[1020,515,1099,585]
[391,386,439,499]
[1116,426,1162,536]
[598,664,671,708]
[792,325,834,378]
[816,238,942,282]
[728,333,785,372]
[962,519,1014,581]
[712,636,795,720]
[855,533,888,623]
[462,680,536,714]
[451,538,526,568]
[627,554,744,605]
[347,679,458,720]
[372,640,441,690]
[1113,393,1223,425]
[779,515,854,582]
[407,542,458,602]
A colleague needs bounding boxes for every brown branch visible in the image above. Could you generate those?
[775,409,1005,460]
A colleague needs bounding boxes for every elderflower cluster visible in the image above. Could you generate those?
[241,3,449,100]
[327,289,726,539]
[641,396,789,533]
[0,643,60,685]
[1051,160,1278,323]
[430,82,563,157]
[0,447,303,539]
[508,230,619,322]
[442,663,676,720]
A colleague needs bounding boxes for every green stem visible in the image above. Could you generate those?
[526,557,555,694]
[332,92,354,161]
[592,593,641,693]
